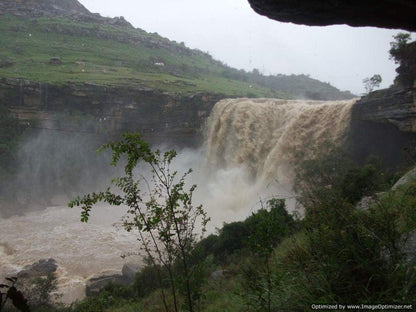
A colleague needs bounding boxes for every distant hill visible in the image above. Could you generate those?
[0,0,354,99]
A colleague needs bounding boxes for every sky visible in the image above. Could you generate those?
[78,0,414,95]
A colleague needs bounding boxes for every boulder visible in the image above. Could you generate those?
[392,166,416,190]
[85,262,141,296]
[85,273,127,296]
[17,258,57,280]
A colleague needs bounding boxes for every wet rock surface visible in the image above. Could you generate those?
[17,258,58,280]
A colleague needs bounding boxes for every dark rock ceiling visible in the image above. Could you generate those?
[248,0,416,31]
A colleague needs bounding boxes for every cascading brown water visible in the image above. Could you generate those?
[0,97,356,303]
[205,98,356,186]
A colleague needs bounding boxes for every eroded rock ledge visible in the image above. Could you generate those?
[248,0,416,31]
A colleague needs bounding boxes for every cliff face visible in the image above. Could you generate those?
[2,78,222,147]
[352,88,416,132]
[349,87,416,168]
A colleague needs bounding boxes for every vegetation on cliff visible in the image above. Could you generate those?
[389,33,416,88]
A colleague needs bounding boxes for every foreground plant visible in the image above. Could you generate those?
[241,198,296,312]
[0,277,30,312]
[69,133,209,312]
[276,151,416,308]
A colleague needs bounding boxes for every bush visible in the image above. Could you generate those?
[73,290,116,312]
[295,148,392,211]
[234,199,297,312]
[271,155,416,308]
[197,198,297,265]
[27,273,60,307]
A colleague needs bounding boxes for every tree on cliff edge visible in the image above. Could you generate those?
[389,33,416,87]
[363,74,382,94]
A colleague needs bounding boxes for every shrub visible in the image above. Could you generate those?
[272,155,416,308]
[69,133,209,312]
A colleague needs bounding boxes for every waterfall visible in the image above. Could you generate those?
[204,98,356,186]
[0,97,358,303]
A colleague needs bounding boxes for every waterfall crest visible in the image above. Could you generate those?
[204,98,357,185]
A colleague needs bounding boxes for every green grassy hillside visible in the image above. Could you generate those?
[0,13,354,99]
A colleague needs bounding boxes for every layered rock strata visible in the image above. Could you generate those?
[349,87,416,168]
[2,78,222,147]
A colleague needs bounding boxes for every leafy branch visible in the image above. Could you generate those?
[69,132,209,312]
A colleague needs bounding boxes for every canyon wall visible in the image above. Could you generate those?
[2,78,223,147]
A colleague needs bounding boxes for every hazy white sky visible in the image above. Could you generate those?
[79,0,414,95]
